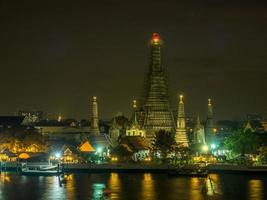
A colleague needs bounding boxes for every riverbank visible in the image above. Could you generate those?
[62,163,176,173]
[2,162,267,174]
[208,164,267,174]
[0,162,176,173]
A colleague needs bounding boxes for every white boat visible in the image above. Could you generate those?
[21,162,62,176]
[39,165,58,171]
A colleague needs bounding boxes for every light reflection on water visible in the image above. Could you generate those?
[141,173,156,200]
[0,172,266,200]
[0,172,11,200]
[108,173,120,199]
[92,183,106,200]
[248,179,263,200]
[0,173,11,183]
[66,174,75,200]
[41,176,66,200]
[207,174,221,196]
[189,177,202,200]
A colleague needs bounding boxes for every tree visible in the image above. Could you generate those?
[224,129,259,157]
[174,143,191,165]
[111,144,133,161]
[259,146,267,164]
[152,130,175,162]
[0,127,47,153]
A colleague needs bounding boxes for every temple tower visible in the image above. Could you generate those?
[90,96,100,135]
[126,100,146,137]
[207,98,213,121]
[57,113,62,122]
[140,33,175,141]
[205,98,214,143]
[175,95,189,146]
[193,115,206,144]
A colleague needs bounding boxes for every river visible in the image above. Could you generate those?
[0,172,266,200]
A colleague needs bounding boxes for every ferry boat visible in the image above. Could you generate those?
[20,162,62,176]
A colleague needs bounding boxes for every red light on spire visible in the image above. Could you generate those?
[151,33,160,43]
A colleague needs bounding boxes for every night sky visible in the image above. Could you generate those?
[0,0,267,120]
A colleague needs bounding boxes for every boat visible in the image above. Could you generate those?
[20,162,62,176]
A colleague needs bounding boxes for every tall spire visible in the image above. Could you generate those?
[178,95,185,120]
[132,99,139,128]
[140,33,176,142]
[150,33,162,72]
[206,98,215,143]
[133,99,137,110]
[207,98,213,119]
[126,100,146,137]
[175,94,189,147]
[196,115,201,128]
[194,115,206,145]
[207,98,214,126]
[90,96,100,135]
[57,113,62,122]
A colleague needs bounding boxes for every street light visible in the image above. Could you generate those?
[97,148,102,154]
[202,145,209,153]
[211,144,216,149]
[55,152,61,159]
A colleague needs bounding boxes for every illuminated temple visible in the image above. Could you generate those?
[205,98,215,143]
[175,95,189,147]
[139,33,176,141]
[90,96,100,135]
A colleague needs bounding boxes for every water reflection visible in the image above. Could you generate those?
[65,174,75,200]
[141,173,156,200]
[1,172,267,200]
[189,178,202,200]
[108,173,120,199]
[0,172,10,200]
[0,172,11,183]
[189,174,221,200]
[92,183,106,200]
[248,179,263,200]
[206,177,215,196]
[208,174,221,196]
[41,176,66,200]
